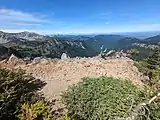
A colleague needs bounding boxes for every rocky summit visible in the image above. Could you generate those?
[0,56,145,113]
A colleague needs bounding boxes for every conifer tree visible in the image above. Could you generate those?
[146,48,160,70]
[145,48,160,85]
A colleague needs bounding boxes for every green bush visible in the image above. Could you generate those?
[60,113,73,120]
[62,77,147,120]
[134,61,148,74]
[0,68,51,120]
[134,48,160,87]
[18,100,51,120]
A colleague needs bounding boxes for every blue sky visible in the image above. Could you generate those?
[0,0,160,34]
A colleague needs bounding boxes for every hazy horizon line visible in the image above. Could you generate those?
[0,29,160,35]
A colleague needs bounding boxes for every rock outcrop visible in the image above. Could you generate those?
[61,53,70,60]
[7,54,24,65]
[100,50,130,59]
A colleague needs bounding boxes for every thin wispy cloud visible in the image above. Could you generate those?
[97,12,113,19]
[11,22,43,27]
[98,11,131,19]
[0,8,67,33]
[138,23,160,30]
[0,8,49,23]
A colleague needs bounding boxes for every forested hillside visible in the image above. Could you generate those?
[0,31,160,60]
[0,31,96,60]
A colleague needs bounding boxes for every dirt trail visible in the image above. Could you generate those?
[0,57,144,112]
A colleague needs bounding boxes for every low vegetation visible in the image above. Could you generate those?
[0,68,52,120]
[62,47,160,119]
[18,101,51,120]
[62,76,160,120]
[62,77,145,119]
[135,48,160,88]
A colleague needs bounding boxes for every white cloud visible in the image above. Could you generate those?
[0,8,68,33]
[1,23,160,35]
[1,9,160,34]
[138,23,160,28]
[0,8,48,23]
[0,29,37,33]
[0,28,70,35]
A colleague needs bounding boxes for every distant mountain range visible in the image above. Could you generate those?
[58,34,125,52]
[0,31,96,60]
[0,31,160,60]
[0,31,45,43]
[116,31,160,39]
[55,31,160,39]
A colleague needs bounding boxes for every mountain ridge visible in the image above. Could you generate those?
[0,31,96,60]
[0,31,160,61]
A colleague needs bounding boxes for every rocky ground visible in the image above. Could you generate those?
[0,56,146,118]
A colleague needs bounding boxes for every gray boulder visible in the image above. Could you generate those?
[105,50,115,57]
[61,53,70,60]
[7,54,24,65]
[8,54,19,63]
[23,57,31,61]
[32,57,41,64]
[40,58,50,64]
